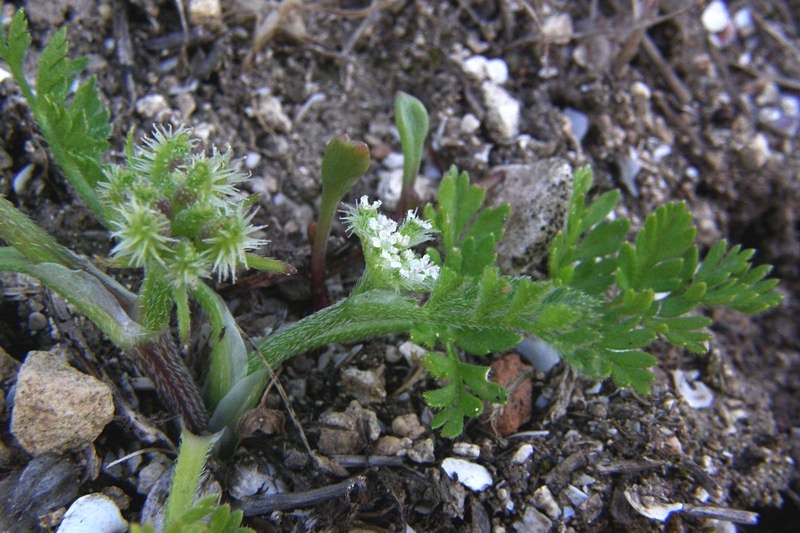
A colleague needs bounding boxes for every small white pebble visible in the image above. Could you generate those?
[12,163,35,195]
[511,444,534,464]
[383,152,405,170]
[453,442,481,459]
[541,13,572,45]
[486,58,509,85]
[564,484,588,507]
[245,151,262,170]
[441,458,493,491]
[481,81,520,143]
[673,369,714,409]
[57,494,127,533]
[398,341,426,365]
[702,1,731,34]
[733,8,754,36]
[460,113,481,135]
[462,55,489,81]
[135,94,168,118]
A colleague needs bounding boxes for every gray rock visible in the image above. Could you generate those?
[141,465,221,532]
[11,347,114,455]
[0,453,79,531]
[391,413,425,439]
[135,94,169,118]
[532,485,561,519]
[407,438,435,464]
[513,506,552,533]
[341,365,386,404]
[136,454,171,496]
[489,159,573,274]
[317,400,381,455]
[228,457,286,500]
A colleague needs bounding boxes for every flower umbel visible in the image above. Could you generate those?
[344,196,439,292]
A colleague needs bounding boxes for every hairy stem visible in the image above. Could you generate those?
[133,334,208,433]
[165,427,219,528]
[256,290,422,369]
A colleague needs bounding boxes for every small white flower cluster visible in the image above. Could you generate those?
[344,196,439,292]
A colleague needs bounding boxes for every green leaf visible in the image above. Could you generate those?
[572,219,628,262]
[425,167,510,278]
[175,285,191,346]
[0,10,33,99]
[0,249,145,350]
[423,348,507,438]
[245,253,296,275]
[36,28,85,100]
[549,166,627,295]
[192,281,248,409]
[579,189,620,234]
[428,166,485,251]
[165,429,221,530]
[395,91,429,189]
[139,271,173,332]
[630,203,696,290]
[320,134,370,201]
[456,328,522,355]
[0,9,112,224]
[606,351,657,394]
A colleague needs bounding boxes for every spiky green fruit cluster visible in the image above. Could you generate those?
[100,126,267,288]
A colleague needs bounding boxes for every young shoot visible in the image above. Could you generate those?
[310,135,370,309]
[394,91,429,218]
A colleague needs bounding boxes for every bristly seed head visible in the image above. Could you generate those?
[100,126,269,283]
[109,200,173,267]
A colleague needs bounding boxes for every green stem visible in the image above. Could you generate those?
[165,428,220,529]
[34,115,111,226]
[310,197,337,310]
[256,290,423,369]
[0,196,86,268]
[192,281,247,409]
[210,290,423,445]
[0,196,134,312]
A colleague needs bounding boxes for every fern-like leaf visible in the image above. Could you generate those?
[0,9,112,224]
[424,166,509,275]
[549,165,782,395]
[550,166,628,295]
[423,347,507,438]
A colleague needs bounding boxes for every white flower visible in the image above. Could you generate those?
[358,195,382,210]
[343,196,439,292]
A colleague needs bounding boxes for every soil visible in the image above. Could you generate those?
[1,0,799,531]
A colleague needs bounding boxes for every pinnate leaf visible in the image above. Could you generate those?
[423,350,507,438]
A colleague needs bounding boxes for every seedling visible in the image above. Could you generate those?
[394,91,429,217]
[0,10,783,526]
[0,10,293,432]
[309,135,370,310]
